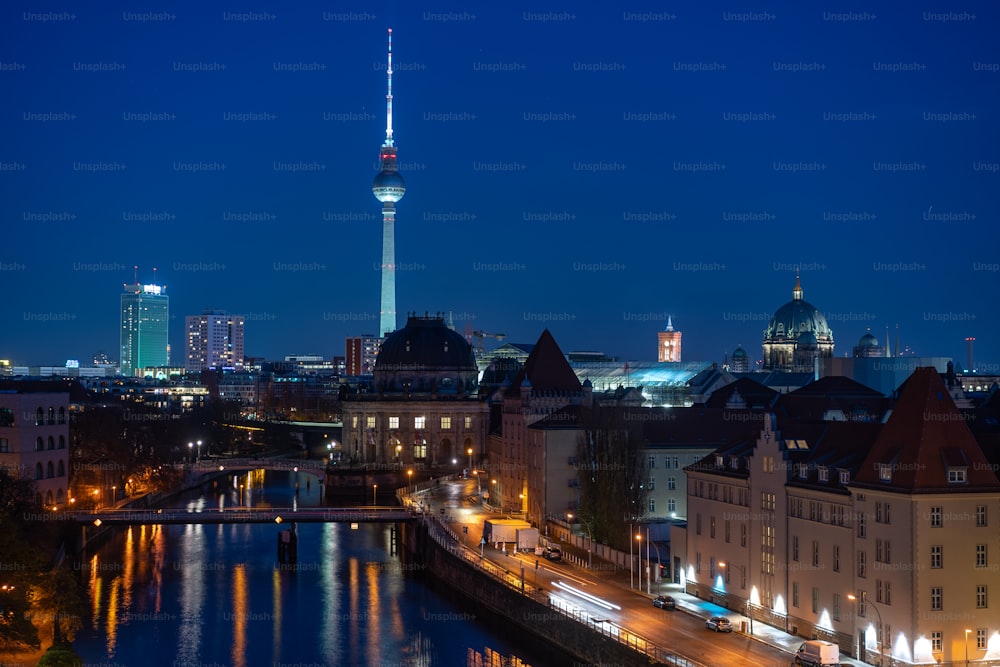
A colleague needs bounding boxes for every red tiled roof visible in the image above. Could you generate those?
[854,367,1000,492]
[504,329,582,397]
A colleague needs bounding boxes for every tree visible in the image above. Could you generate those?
[576,406,649,550]
[28,565,86,646]
[0,468,41,652]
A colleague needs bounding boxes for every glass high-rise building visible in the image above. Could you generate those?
[120,282,169,376]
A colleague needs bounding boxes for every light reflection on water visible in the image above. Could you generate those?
[75,470,540,666]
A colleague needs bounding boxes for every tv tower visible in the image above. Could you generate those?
[372,28,405,336]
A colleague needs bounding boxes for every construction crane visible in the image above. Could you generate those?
[466,328,506,358]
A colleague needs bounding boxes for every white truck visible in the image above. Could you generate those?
[794,640,839,667]
[482,519,531,545]
[515,527,539,552]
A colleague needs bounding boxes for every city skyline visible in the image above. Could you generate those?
[2,2,998,369]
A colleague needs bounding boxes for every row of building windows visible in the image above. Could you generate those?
[929,504,988,527]
[353,415,473,430]
[691,480,749,506]
[648,476,679,491]
[788,498,849,526]
[35,460,66,479]
[647,455,686,469]
[694,517,749,547]
[927,544,990,569]
[0,407,67,427]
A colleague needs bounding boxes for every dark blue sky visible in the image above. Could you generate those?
[2,1,998,370]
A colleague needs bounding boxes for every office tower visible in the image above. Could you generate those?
[185,310,245,372]
[120,271,169,376]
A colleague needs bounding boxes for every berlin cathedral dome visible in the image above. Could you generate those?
[762,275,834,372]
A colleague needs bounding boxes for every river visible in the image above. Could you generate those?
[73,469,546,667]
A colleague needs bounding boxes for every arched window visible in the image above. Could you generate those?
[45,490,53,506]
[56,488,65,504]
[58,435,66,449]
[46,461,54,478]
[47,436,55,450]
[35,408,44,426]
[57,407,66,424]
[47,407,55,425]
[35,437,43,452]
[57,460,65,477]
[35,463,43,480]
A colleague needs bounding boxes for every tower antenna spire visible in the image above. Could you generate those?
[133,265,138,284]
[384,28,394,147]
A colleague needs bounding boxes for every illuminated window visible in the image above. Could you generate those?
[441,416,451,430]
[389,416,399,430]
[414,416,426,429]
[413,443,427,460]
[366,416,375,429]
[351,415,358,428]
[464,416,472,429]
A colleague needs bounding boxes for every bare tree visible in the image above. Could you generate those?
[576,406,648,550]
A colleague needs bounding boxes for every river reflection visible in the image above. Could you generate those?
[74,470,540,666]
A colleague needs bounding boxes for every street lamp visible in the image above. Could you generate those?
[373,483,378,505]
[467,447,473,471]
[188,441,193,462]
[635,532,645,594]
[965,628,971,666]
[719,562,752,634]
[848,592,885,666]
[407,469,413,492]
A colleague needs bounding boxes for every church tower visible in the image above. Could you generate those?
[657,316,682,362]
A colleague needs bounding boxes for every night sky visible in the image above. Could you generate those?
[2,1,998,370]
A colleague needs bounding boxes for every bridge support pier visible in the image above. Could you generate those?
[277,526,298,566]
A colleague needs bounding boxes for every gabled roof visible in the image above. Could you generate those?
[703,377,778,410]
[773,374,890,423]
[854,367,1000,493]
[504,330,582,398]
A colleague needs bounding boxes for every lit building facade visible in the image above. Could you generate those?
[0,383,70,508]
[657,316,682,362]
[184,310,245,372]
[341,314,487,466]
[681,368,1000,664]
[346,334,383,376]
[120,281,169,376]
[762,275,834,372]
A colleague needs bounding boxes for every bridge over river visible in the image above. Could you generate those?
[66,505,415,526]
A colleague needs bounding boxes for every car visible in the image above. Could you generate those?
[543,547,562,562]
[705,616,733,632]
[652,595,676,610]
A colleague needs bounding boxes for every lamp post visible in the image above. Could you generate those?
[196,439,203,461]
[719,562,752,635]
[635,532,645,594]
[848,592,885,667]
[407,469,413,493]
[373,483,378,506]
[965,628,971,667]
[467,447,473,471]
[395,444,401,465]
[188,441,193,462]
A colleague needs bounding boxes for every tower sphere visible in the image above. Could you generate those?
[373,170,406,203]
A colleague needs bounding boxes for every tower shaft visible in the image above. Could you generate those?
[380,202,396,336]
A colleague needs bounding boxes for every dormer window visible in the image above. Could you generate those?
[797,464,808,480]
[878,464,892,483]
[818,467,829,482]
[948,468,967,484]
[839,470,850,485]
[729,456,739,470]
[715,455,724,468]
